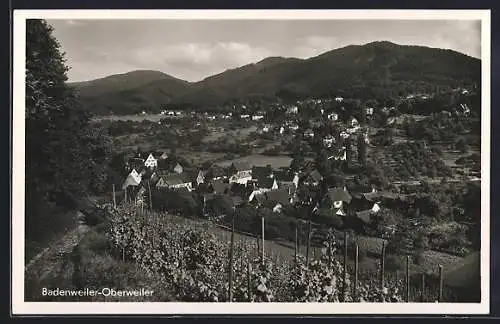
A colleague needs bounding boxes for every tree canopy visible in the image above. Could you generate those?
[25,19,111,216]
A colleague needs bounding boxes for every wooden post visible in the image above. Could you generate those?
[228,211,235,302]
[261,216,265,263]
[256,236,260,257]
[124,187,128,205]
[342,231,348,302]
[354,243,359,300]
[438,265,444,302]
[420,273,425,302]
[306,221,311,266]
[294,223,298,263]
[112,184,116,209]
[247,262,252,302]
[148,180,153,210]
[406,255,410,302]
[380,240,386,289]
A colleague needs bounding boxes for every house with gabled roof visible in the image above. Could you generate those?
[122,169,142,190]
[275,170,300,189]
[228,161,252,185]
[211,179,232,195]
[195,170,207,186]
[248,177,279,202]
[156,173,192,191]
[144,153,158,169]
[302,169,323,186]
[325,187,352,216]
[252,189,293,213]
[173,163,183,174]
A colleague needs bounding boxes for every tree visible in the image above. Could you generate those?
[25,20,110,222]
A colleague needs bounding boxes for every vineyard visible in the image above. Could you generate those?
[63,203,465,303]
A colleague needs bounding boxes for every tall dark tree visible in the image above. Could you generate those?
[25,20,110,220]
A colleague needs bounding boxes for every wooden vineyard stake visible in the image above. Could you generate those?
[112,184,116,209]
[380,240,386,289]
[228,211,235,302]
[261,216,265,263]
[354,243,359,300]
[420,273,426,302]
[294,223,298,263]
[438,265,444,302]
[406,255,410,302]
[247,262,252,302]
[342,231,348,302]
[305,221,311,266]
[148,180,152,210]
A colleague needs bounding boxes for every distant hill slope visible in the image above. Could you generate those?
[72,41,481,115]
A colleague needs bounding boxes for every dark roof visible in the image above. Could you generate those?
[232,161,252,172]
[212,179,231,194]
[252,166,273,179]
[257,177,276,189]
[265,189,291,206]
[355,210,373,224]
[275,170,298,182]
[280,182,297,194]
[253,193,268,205]
[327,188,352,203]
[173,187,190,193]
[308,169,323,183]
[159,174,188,186]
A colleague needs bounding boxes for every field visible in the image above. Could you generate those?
[91,114,165,123]
[216,154,293,168]
[202,125,258,143]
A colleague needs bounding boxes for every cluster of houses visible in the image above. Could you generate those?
[120,150,398,232]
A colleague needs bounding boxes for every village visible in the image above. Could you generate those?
[114,86,480,257]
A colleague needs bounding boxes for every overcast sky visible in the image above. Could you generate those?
[46,19,481,83]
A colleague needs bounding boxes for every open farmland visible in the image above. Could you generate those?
[216,154,293,168]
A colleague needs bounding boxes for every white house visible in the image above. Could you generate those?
[323,135,336,148]
[252,115,264,121]
[122,169,142,190]
[240,114,250,119]
[328,113,338,121]
[279,126,285,135]
[229,162,253,185]
[348,117,360,128]
[335,97,344,102]
[371,201,381,213]
[340,131,350,139]
[174,163,184,174]
[144,153,158,169]
[303,129,315,138]
[286,106,298,114]
[365,107,374,116]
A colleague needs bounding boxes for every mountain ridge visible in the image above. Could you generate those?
[71,41,481,115]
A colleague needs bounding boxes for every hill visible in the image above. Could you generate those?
[70,70,193,115]
[73,41,481,114]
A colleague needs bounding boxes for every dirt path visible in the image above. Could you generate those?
[24,221,90,301]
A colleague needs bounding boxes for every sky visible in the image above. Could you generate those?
[46,19,481,83]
